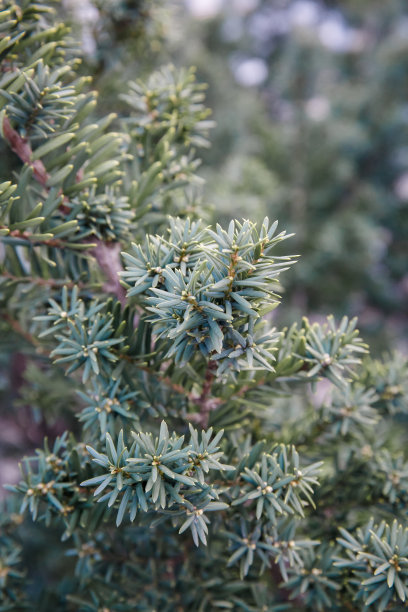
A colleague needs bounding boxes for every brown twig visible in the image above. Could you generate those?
[189,359,220,428]
[2,115,49,185]
[90,240,126,305]
[118,354,195,399]
[3,313,42,349]
[0,270,81,288]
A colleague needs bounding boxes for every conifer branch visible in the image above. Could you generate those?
[2,115,49,186]
[1,3,407,609]
[0,270,80,288]
[3,313,42,348]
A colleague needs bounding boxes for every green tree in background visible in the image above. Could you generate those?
[0,2,408,611]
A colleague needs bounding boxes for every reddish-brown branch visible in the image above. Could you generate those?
[200,359,217,401]
[1,270,80,288]
[3,113,70,217]
[189,359,221,428]
[90,240,126,305]
[2,115,49,185]
[1,226,67,248]
[118,354,194,399]
[3,313,42,349]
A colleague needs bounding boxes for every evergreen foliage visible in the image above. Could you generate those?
[0,2,407,610]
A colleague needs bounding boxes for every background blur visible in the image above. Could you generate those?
[1,0,407,489]
[176,0,408,348]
